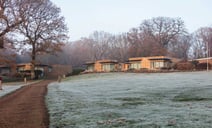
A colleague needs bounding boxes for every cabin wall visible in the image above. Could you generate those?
[197,59,212,64]
[120,63,129,71]
[94,62,102,72]
[141,58,150,69]
[129,56,172,70]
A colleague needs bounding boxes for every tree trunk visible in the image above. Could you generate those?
[31,61,35,79]
[31,44,36,79]
[0,37,4,48]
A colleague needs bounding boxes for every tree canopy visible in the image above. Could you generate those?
[17,0,68,78]
[0,0,24,48]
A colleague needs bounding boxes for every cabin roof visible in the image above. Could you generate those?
[85,60,118,65]
[129,56,171,61]
[191,57,212,61]
[147,56,171,61]
[98,60,118,63]
[128,58,143,61]
[85,61,95,65]
[17,63,52,68]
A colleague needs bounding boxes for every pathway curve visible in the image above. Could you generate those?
[0,80,53,128]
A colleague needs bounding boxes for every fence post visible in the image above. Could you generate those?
[0,77,2,90]
[24,77,27,84]
[58,75,61,83]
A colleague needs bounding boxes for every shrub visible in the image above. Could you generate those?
[71,68,85,76]
[191,60,199,69]
[1,76,23,82]
[196,63,211,70]
[175,62,194,70]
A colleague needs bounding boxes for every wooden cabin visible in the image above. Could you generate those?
[16,63,52,78]
[128,56,172,70]
[85,60,118,72]
[193,57,212,65]
[120,62,130,71]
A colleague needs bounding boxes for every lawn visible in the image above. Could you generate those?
[0,80,27,97]
[46,71,212,128]
[0,80,43,98]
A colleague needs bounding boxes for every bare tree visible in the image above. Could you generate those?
[68,39,92,67]
[190,34,205,59]
[0,0,23,48]
[190,27,212,59]
[168,35,191,60]
[141,17,186,47]
[0,38,16,64]
[88,31,112,60]
[141,17,187,55]
[18,0,68,78]
[127,17,187,57]
[62,32,130,67]
[127,28,161,57]
[198,27,212,57]
[127,28,144,57]
[109,33,130,61]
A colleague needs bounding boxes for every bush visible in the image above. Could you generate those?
[127,68,136,72]
[13,72,23,78]
[160,67,171,70]
[196,63,211,70]
[175,62,194,70]
[191,60,199,69]
[1,76,23,82]
[71,68,85,76]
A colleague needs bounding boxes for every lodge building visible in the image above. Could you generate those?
[85,60,118,72]
[85,56,172,72]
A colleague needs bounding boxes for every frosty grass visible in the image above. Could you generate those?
[0,80,42,98]
[46,71,212,128]
[0,85,23,97]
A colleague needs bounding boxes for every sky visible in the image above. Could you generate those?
[51,0,212,41]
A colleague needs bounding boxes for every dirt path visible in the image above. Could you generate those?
[0,80,53,128]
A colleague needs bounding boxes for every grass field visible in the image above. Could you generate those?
[46,71,212,128]
[0,85,23,97]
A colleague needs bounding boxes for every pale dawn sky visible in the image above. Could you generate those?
[51,0,212,41]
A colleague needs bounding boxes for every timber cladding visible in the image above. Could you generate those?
[196,58,212,64]
[128,56,172,70]
[86,60,118,72]
[85,56,172,72]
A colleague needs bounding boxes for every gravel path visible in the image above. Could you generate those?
[0,80,53,128]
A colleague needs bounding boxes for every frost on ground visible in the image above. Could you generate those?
[0,85,23,97]
[46,71,212,128]
[0,81,41,98]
